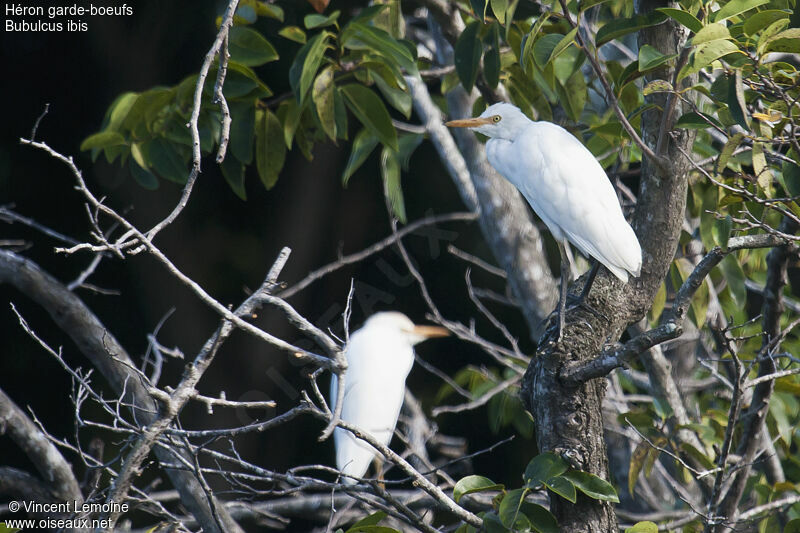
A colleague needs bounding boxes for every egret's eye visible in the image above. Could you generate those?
[491,115,502,123]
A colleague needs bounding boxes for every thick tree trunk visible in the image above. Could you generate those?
[520,1,695,530]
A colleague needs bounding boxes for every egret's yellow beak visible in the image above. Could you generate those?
[410,325,450,338]
[445,117,492,128]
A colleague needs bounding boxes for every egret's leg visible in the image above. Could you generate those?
[566,260,608,323]
[571,260,601,304]
[556,242,571,341]
[372,455,386,489]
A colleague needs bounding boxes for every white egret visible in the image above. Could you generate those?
[446,103,642,337]
[331,312,449,484]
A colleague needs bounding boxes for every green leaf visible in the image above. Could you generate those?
[347,511,387,530]
[533,34,563,68]
[550,28,578,65]
[642,79,673,95]
[453,475,504,503]
[312,66,337,140]
[340,23,417,76]
[544,475,576,503]
[80,131,126,151]
[596,12,667,47]
[764,28,800,53]
[0,525,22,533]
[229,100,256,164]
[278,26,306,44]
[521,503,558,533]
[727,70,749,130]
[784,518,800,533]
[625,522,658,533]
[342,130,379,187]
[655,7,702,33]
[305,10,340,29]
[719,254,746,307]
[628,438,649,495]
[333,86,349,140]
[782,156,800,197]
[648,281,667,324]
[638,44,675,71]
[691,23,730,45]
[341,84,398,151]
[712,214,732,251]
[229,26,279,66]
[490,0,509,25]
[498,488,528,529]
[682,39,741,79]
[558,69,587,121]
[220,154,246,200]
[129,159,159,190]
[106,92,138,131]
[131,142,149,170]
[752,142,772,194]
[381,146,406,223]
[580,0,612,11]
[743,10,790,36]
[559,471,620,503]
[712,0,769,23]
[289,31,332,104]
[373,73,412,118]
[524,453,569,488]
[454,21,482,93]
[484,23,501,89]
[255,109,286,190]
[717,132,745,173]
[674,111,722,129]
[149,138,187,184]
[470,0,487,22]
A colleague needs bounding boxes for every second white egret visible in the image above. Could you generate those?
[331,312,449,484]
[446,103,642,338]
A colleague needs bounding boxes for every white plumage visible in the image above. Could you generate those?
[448,102,641,282]
[331,312,448,484]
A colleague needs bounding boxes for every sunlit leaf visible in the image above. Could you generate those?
[453,475,504,503]
[743,10,790,36]
[278,26,307,43]
[312,66,337,140]
[304,10,339,29]
[289,31,332,104]
[625,522,658,533]
[712,0,769,23]
[655,8,702,33]
[691,23,730,45]
[80,131,126,151]
[559,471,619,503]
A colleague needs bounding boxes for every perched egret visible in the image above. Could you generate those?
[331,312,449,484]
[446,103,642,337]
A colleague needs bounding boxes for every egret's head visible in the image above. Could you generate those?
[363,312,449,346]
[445,102,531,140]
